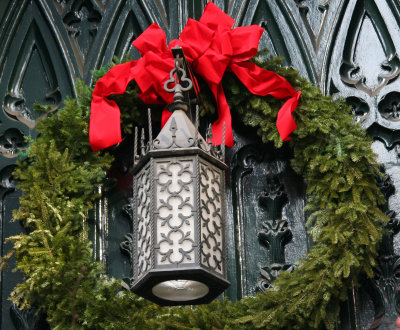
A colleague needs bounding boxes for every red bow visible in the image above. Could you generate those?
[89,2,300,151]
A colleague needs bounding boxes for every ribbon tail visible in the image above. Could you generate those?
[89,61,138,151]
[231,62,301,140]
[210,84,233,147]
[276,91,301,141]
[90,96,122,151]
[231,62,298,98]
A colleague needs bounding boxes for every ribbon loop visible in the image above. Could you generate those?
[133,23,167,55]
[229,26,264,62]
[89,2,301,151]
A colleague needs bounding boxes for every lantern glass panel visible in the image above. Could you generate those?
[155,157,197,266]
[136,164,152,279]
[199,160,224,274]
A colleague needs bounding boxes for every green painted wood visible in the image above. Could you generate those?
[1,0,400,328]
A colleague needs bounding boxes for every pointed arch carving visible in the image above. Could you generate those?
[0,1,400,328]
[0,0,74,135]
[327,0,400,144]
[3,20,61,128]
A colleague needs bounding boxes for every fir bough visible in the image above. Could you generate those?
[4,53,387,329]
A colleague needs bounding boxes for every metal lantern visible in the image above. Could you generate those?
[130,47,230,306]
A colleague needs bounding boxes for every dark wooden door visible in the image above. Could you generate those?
[0,1,399,328]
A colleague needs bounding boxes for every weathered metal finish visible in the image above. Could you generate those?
[129,56,229,305]
[0,0,399,328]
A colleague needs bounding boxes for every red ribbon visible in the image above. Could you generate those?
[89,2,301,151]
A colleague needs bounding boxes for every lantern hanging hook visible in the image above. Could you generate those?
[164,47,193,112]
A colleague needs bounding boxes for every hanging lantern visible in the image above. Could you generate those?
[130,47,230,306]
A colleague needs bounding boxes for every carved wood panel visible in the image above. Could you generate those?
[1,0,400,328]
[224,133,307,300]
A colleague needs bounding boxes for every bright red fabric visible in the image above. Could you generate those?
[89,2,301,151]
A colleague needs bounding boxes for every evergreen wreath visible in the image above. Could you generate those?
[2,52,387,329]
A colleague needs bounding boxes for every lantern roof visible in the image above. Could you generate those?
[132,46,226,172]
[153,110,208,150]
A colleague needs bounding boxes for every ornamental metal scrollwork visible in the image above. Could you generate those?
[155,159,196,266]
[199,161,224,274]
[120,198,135,286]
[153,117,196,150]
[135,164,152,278]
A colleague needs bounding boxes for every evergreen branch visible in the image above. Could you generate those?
[70,268,85,329]
[5,52,386,329]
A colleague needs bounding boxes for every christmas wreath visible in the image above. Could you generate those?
[3,3,386,329]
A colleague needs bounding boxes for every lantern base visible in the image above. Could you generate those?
[131,268,230,306]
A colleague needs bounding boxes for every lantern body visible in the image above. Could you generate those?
[131,110,230,305]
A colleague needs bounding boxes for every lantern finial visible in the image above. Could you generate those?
[164,47,193,112]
